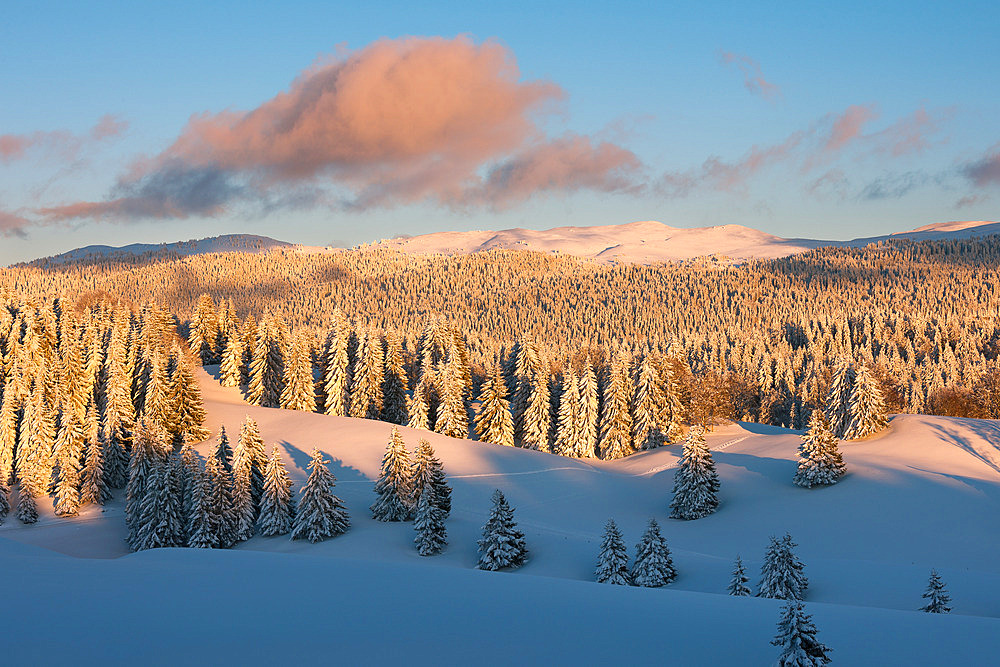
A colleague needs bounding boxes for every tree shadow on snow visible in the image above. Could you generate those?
[925,421,1000,475]
[277,440,368,483]
[735,421,801,436]
[712,451,798,483]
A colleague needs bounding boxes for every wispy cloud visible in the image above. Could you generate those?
[0,114,128,164]
[0,206,30,238]
[39,36,641,224]
[719,51,780,101]
[961,144,1000,187]
[858,171,932,200]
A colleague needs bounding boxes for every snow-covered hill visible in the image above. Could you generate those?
[2,368,1000,662]
[24,233,294,266]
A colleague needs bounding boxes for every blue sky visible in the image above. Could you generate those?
[1,1,998,264]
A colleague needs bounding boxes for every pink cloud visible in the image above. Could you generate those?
[0,207,30,237]
[962,145,1000,187]
[719,52,781,101]
[0,115,127,164]
[824,104,879,152]
[40,36,642,222]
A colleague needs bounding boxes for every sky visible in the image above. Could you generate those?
[1,0,999,264]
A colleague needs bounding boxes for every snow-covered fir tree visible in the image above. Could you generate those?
[322,309,351,417]
[844,364,888,440]
[17,385,55,523]
[595,518,631,585]
[214,426,233,472]
[258,446,295,536]
[520,351,551,452]
[920,569,952,613]
[54,409,87,516]
[631,518,677,587]
[0,387,18,486]
[824,359,856,438]
[599,350,635,459]
[474,358,514,447]
[231,449,256,542]
[794,410,847,488]
[434,342,470,439]
[370,426,415,521]
[477,489,527,571]
[553,369,581,457]
[0,479,9,525]
[219,331,244,388]
[349,330,384,420]
[771,601,832,666]
[279,331,316,412]
[168,346,211,444]
[410,437,452,517]
[247,315,285,408]
[728,555,752,596]
[205,454,236,548]
[406,377,431,431]
[632,353,663,450]
[654,353,684,444]
[186,461,215,549]
[758,534,809,600]
[80,412,112,505]
[291,449,350,543]
[413,485,447,556]
[669,426,721,520]
[126,421,163,545]
[577,358,599,458]
[132,453,186,551]
[234,416,267,511]
[188,294,219,365]
[381,330,409,424]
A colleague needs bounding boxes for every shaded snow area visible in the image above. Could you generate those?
[3,368,1000,663]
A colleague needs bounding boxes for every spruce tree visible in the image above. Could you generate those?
[231,451,256,542]
[406,378,431,431]
[132,454,186,550]
[235,416,267,511]
[126,420,162,547]
[632,353,663,450]
[413,485,447,556]
[15,482,37,524]
[520,356,551,452]
[474,359,514,447]
[169,347,211,444]
[553,369,581,457]
[771,601,832,666]
[214,426,233,472]
[669,426,721,520]
[280,331,317,412]
[434,343,470,439]
[728,555,752,596]
[322,310,351,417]
[411,438,452,517]
[381,330,409,424]
[219,331,244,388]
[371,426,415,521]
[823,359,856,438]
[80,417,112,505]
[595,518,631,585]
[0,388,18,486]
[0,480,9,525]
[186,461,215,549]
[477,489,527,571]
[577,359,599,458]
[258,446,295,536]
[920,570,952,613]
[103,424,130,490]
[205,455,236,549]
[349,331,384,420]
[794,410,847,488]
[758,534,808,600]
[631,518,677,587]
[54,410,87,517]
[599,350,634,459]
[844,364,888,440]
[291,449,350,543]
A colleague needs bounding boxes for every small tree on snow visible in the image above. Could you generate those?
[728,555,752,596]
[631,518,676,587]
[794,410,847,488]
[0,481,10,525]
[920,570,952,613]
[413,485,447,556]
[477,489,527,571]
[758,534,808,600]
[258,446,295,537]
[669,426,720,520]
[370,426,415,521]
[772,601,832,666]
[291,449,350,543]
[595,518,631,585]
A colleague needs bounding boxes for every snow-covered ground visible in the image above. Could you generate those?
[3,368,1000,663]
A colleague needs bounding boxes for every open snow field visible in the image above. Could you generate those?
[3,368,1000,663]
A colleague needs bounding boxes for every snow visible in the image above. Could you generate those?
[26,234,293,266]
[3,368,1000,661]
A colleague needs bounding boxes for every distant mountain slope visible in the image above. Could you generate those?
[24,234,293,267]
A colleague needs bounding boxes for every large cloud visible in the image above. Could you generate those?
[40,36,642,222]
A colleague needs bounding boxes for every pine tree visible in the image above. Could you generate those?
[595,518,631,585]
[258,446,295,536]
[553,369,581,457]
[0,480,10,525]
[632,353,663,450]
[631,518,677,587]
[920,570,952,613]
[599,350,634,459]
[219,331,244,388]
[669,426,721,520]
[214,426,233,472]
[844,364,888,439]
[322,310,351,417]
[349,331,384,420]
[169,347,211,443]
[477,489,527,571]
[728,555,752,596]
[132,454,186,550]
[280,332,316,412]
[475,358,515,447]
[235,416,267,511]
[80,414,112,505]
[520,356,551,452]
[291,449,350,543]
[577,359,599,458]
[824,359,856,438]
[205,455,236,549]
[381,330,409,424]
[758,534,809,600]
[15,483,37,524]
[406,377,431,431]
[54,410,87,517]
[413,485,447,556]
[186,461,216,549]
[126,421,164,549]
[411,438,452,517]
[103,424,130,490]
[794,410,847,488]
[434,343,470,439]
[370,426,415,521]
[231,450,256,542]
[0,387,18,486]
[188,294,219,365]
[771,601,832,666]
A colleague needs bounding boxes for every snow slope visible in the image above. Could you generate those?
[2,368,1000,662]
[23,234,294,266]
